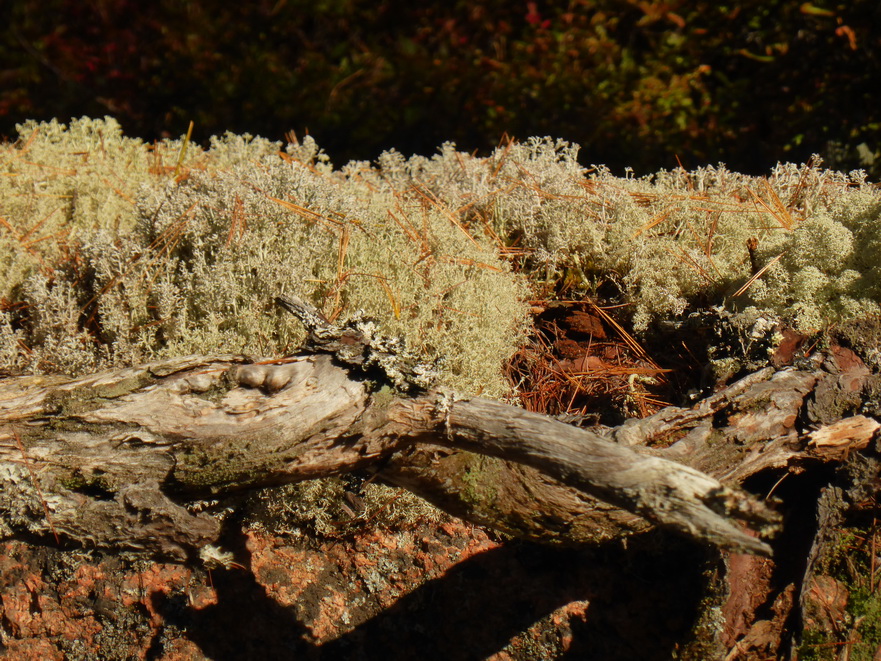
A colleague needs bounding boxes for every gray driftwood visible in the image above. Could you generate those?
[0,298,870,561]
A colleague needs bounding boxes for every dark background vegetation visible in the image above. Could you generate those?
[1,0,879,177]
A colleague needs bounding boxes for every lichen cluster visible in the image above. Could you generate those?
[2,118,881,395]
[0,117,528,396]
[331,135,881,334]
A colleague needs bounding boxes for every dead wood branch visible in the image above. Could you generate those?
[0,352,783,560]
[1,298,871,561]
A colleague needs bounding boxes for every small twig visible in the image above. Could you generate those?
[275,294,438,393]
[173,121,194,179]
[733,252,785,297]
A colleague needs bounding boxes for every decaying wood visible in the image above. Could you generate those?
[0,298,874,562]
[378,359,877,549]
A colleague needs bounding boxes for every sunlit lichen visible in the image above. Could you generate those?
[3,119,881,390]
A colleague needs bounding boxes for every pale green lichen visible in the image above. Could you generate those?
[355,136,881,334]
[0,118,530,396]
[244,478,446,539]
[3,119,881,394]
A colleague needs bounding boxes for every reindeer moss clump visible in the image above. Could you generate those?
[341,136,881,334]
[0,117,528,396]
[3,118,881,393]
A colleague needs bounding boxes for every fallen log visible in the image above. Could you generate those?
[4,297,868,561]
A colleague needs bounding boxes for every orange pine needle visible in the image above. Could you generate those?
[733,252,786,297]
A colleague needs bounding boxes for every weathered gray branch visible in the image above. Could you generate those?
[1,300,871,561]
[439,397,778,550]
[0,350,775,559]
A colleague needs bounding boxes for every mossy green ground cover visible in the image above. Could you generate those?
[799,524,881,660]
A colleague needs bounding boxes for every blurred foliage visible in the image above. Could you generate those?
[1,0,880,175]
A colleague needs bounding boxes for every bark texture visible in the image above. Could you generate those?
[0,345,860,561]
[1,299,875,564]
